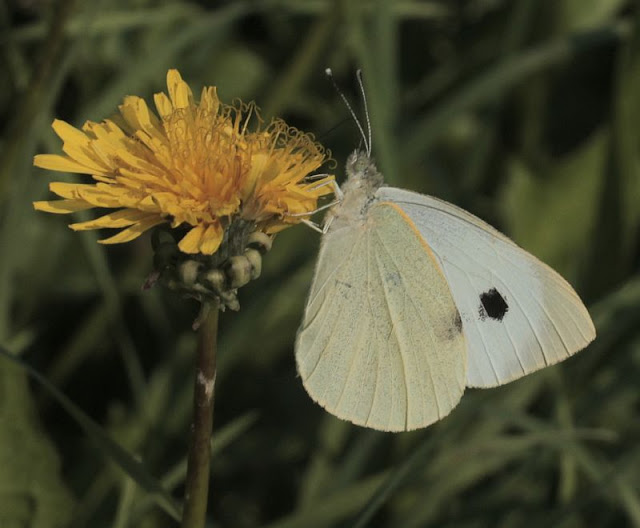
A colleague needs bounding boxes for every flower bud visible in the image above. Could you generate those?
[247,232,272,254]
[178,260,201,287]
[244,248,262,280]
[225,255,253,289]
[202,269,226,294]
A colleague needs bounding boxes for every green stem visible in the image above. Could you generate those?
[181,300,219,528]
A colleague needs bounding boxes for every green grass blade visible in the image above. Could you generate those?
[0,347,181,522]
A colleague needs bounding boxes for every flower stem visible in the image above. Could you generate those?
[181,300,219,528]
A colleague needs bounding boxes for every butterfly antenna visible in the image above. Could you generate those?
[355,69,372,158]
[325,68,370,156]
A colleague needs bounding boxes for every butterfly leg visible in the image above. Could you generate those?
[301,219,324,233]
[286,180,343,218]
[285,179,342,233]
[321,215,335,234]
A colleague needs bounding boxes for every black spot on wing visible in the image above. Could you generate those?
[446,310,463,340]
[454,310,463,333]
[435,308,464,342]
[479,288,509,322]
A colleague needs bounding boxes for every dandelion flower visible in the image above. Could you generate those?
[34,69,333,256]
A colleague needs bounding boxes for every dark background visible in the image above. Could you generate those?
[0,0,639,526]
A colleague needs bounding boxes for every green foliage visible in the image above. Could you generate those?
[502,129,606,276]
[0,0,638,526]
[0,362,74,527]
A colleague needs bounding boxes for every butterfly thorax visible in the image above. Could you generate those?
[325,150,384,231]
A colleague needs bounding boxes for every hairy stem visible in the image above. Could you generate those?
[181,300,219,528]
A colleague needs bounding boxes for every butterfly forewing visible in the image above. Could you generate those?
[377,187,596,388]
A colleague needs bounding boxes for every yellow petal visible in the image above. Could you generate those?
[199,223,223,254]
[166,69,193,109]
[92,119,126,139]
[87,141,116,170]
[81,125,129,169]
[263,222,288,234]
[119,96,163,137]
[82,120,121,141]
[34,154,90,174]
[137,195,159,212]
[154,92,173,119]
[98,216,166,244]
[62,143,110,175]
[51,121,112,174]
[177,224,205,254]
[52,119,90,145]
[118,167,168,187]
[149,191,178,210]
[70,209,155,230]
[33,199,93,214]
[199,86,219,115]
[49,182,94,199]
[112,174,149,191]
[76,186,130,208]
[92,174,117,184]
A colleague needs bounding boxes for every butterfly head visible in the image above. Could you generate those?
[345,149,383,194]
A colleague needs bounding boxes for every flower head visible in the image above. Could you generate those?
[34,69,333,255]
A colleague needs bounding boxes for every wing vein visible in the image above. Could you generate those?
[305,298,350,383]
[373,226,441,421]
[364,230,381,428]
[372,247,412,428]
[306,229,361,308]
[335,303,369,411]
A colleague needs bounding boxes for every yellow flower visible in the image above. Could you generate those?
[34,69,333,255]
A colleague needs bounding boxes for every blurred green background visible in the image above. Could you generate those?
[1,0,639,526]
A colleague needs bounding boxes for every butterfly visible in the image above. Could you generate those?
[294,71,595,432]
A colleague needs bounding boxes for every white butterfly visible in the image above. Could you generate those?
[294,72,596,432]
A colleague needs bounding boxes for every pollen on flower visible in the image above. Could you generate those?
[33,69,334,255]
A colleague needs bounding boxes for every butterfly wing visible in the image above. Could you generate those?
[377,187,596,388]
[296,202,467,431]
